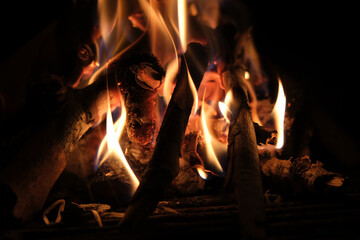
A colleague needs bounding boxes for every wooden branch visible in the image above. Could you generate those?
[0,90,95,224]
[119,43,210,229]
[223,66,266,239]
[0,34,163,225]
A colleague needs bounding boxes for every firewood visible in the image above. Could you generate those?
[119,42,210,229]
[222,65,266,239]
[0,89,96,225]
[260,155,345,195]
[105,52,165,146]
[0,34,163,225]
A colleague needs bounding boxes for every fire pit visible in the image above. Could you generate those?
[1,0,359,239]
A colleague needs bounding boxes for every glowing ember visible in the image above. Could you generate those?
[272,78,286,149]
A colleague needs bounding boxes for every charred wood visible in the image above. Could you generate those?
[0,34,163,225]
[119,43,210,229]
[223,65,266,239]
[260,155,345,197]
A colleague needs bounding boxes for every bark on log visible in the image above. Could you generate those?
[223,66,266,239]
[119,43,210,229]
[0,88,96,225]
[0,33,163,225]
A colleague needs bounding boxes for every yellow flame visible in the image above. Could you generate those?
[96,87,139,194]
[201,91,224,174]
[158,7,179,106]
[163,58,178,105]
[218,90,233,123]
[196,167,208,180]
[137,0,181,108]
[98,0,129,57]
[272,78,286,149]
[244,71,250,80]
[177,0,198,116]
[184,59,199,116]
[177,0,188,52]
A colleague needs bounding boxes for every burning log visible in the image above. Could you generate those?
[0,33,164,225]
[222,66,266,239]
[119,42,210,229]
[0,87,96,225]
[91,33,165,146]
[260,155,345,196]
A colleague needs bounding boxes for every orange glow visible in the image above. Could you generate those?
[139,0,175,62]
[272,78,286,149]
[95,86,139,194]
[201,91,224,174]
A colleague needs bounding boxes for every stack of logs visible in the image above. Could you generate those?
[0,1,345,240]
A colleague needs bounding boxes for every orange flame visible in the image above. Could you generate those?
[201,90,224,174]
[95,83,139,194]
[272,78,286,149]
[158,0,198,115]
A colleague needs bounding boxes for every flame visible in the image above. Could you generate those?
[244,71,250,80]
[177,0,188,52]
[196,167,208,180]
[184,60,199,116]
[272,78,286,149]
[218,90,233,123]
[163,58,178,105]
[177,0,198,116]
[201,91,224,174]
[98,0,129,58]
[138,0,197,114]
[95,81,139,194]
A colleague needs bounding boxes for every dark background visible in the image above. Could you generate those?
[1,1,358,177]
[245,1,360,176]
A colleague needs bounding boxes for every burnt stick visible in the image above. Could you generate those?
[119,43,210,229]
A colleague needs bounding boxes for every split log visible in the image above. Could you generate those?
[0,34,163,225]
[222,65,266,239]
[119,42,210,229]
[0,86,97,225]
[261,155,345,196]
